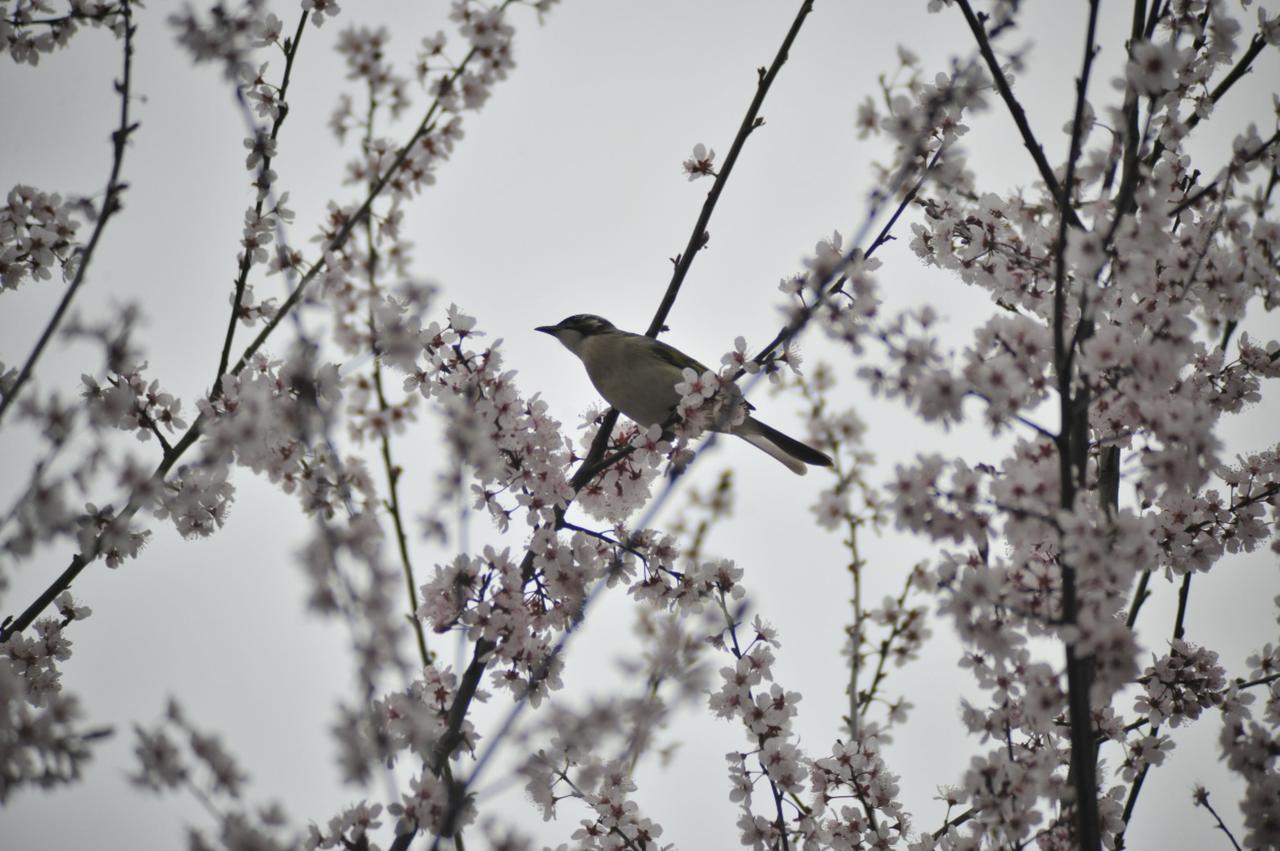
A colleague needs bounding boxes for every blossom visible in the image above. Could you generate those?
[1126,40,1182,95]
[0,185,82,290]
[855,95,879,138]
[681,143,717,180]
[303,0,342,28]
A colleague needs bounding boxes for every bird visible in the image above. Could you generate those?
[536,314,832,475]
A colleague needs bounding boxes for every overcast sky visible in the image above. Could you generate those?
[3,1,1278,848]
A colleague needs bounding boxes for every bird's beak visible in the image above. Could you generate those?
[535,325,557,336]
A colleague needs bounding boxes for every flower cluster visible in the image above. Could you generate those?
[709,622,810,848]
[858,305,962,427]
[1217,670,1280,849]
[196,351,351,516]
[673,364,749,441]
[556,762,665,850]
[308,801,385,850]
[1152,446,1280,575]
[80,366,187,443]
[0,593,93,801]
[572,417,669,523]
[1135,639,1227,728]
[169,0,279,81]
[709,607,919,849]
[74,500,149,568]
[0,184,84,291]
[517,608,709,844]
[316,666,482,838]
[892,455,997,565]
[131,698,304,850]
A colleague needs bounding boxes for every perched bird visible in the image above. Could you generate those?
[536,314,832,475]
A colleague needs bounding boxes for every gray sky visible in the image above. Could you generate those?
[3,1,1278,848]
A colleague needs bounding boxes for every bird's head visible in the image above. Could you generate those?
[535,314,617,355]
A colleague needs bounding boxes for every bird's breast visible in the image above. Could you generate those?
[580,335,682,427]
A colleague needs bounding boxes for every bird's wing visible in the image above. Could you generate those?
[646,335,709,373]
[643,334,755,412]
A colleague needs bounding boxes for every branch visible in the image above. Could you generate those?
[1050,3,1104,849]
[4,6,126,28]
[748,138,946,371]
[1166,129,1280,218]
[644,0,816,338]
[933,806,976,839]
[953,0,1083,229]
[1116,570,1194,849]
[0,0,137,425]
[1142,30,1272,172]
[1237,671,1280,690]
[211,11,310,392]
[1193,787,1245,851]
[1187,33,1269,137]
[1142,0,1167,40]
[1106,0,1151,214]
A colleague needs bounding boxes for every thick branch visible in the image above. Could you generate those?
[1107,0,1149,213]
[1051,3,1104,849]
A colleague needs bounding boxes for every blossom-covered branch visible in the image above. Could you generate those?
[0,0,137,426]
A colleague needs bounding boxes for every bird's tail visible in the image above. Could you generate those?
[735,417,833,475]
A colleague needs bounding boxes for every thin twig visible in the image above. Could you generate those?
[1193,788,1245,851]
[559,521,650,564]
[1236,671,1280,690]
[1116,571,1194,849]
[856,569,919,721]
[748,139,946,371]
[1125,570,1152,628]
[1115,722,1159,850]
[933,806,976,839]
[644,0,816,339]
[1167,129,1280,218]
[356,71,434,671]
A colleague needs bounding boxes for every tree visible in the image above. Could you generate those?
[2,1,1277,849]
